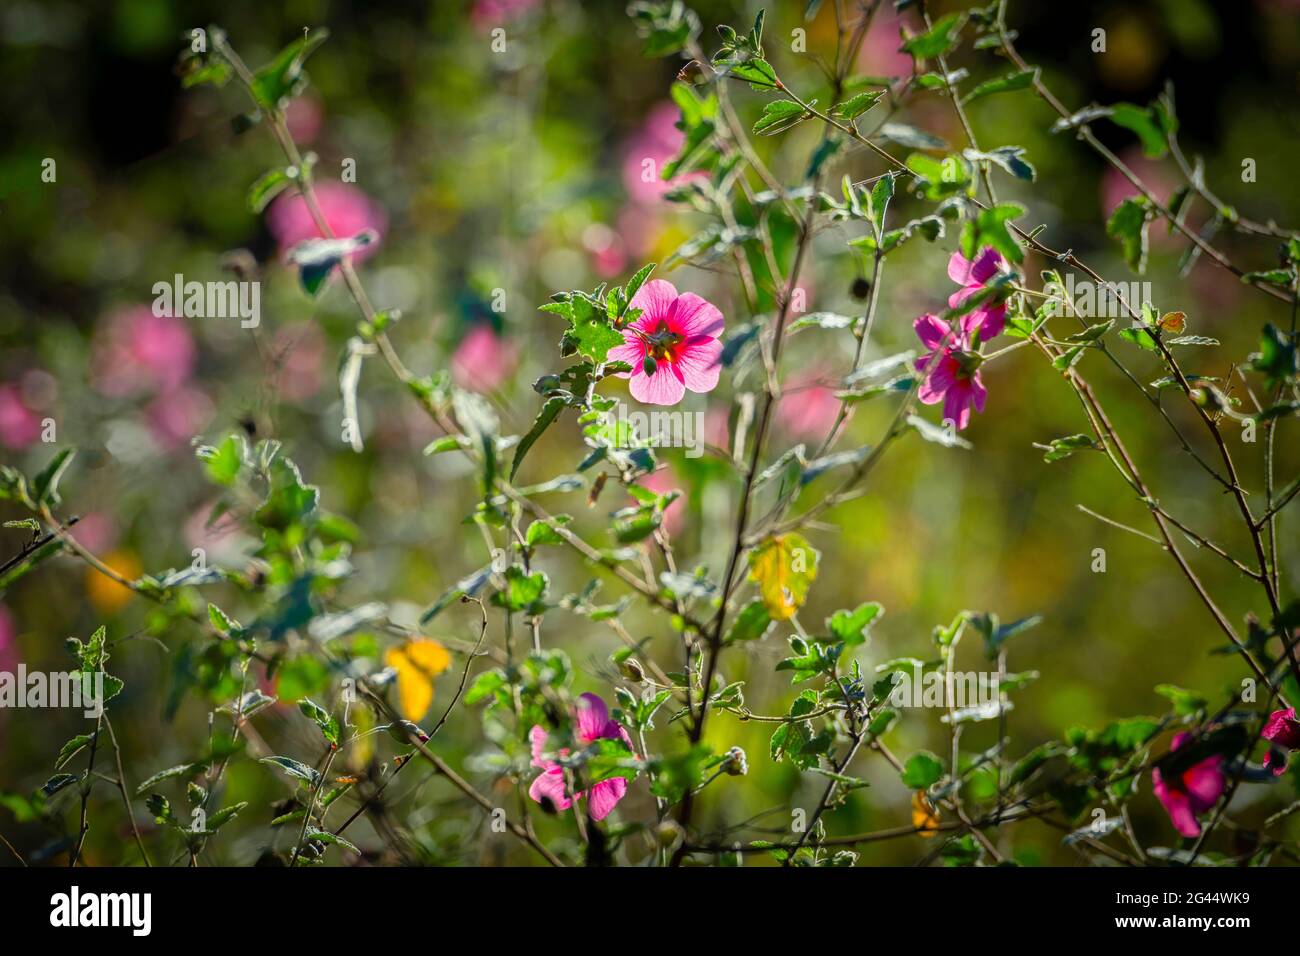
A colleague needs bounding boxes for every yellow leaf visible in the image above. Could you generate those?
[746,532,819,620]
[384,638,451,721]
[912,791,941,837]
[1158,311,1186,334]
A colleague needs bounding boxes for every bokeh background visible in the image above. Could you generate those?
[1,0,1298,865]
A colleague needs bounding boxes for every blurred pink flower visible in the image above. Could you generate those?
[472,0,541,30]
[92,307,196,398]
[622,102,708,205]
[266,181,387,262]
[0,604,16,675]
[273,321,327,403]
[451,326,518,393]
[777,370,842,441]
[859,6,917,77]
[283,95,323,144]
[1100,148,1177,217]
[1262,708,1300,776]
[528,693,634,820]
[69,512,117,555]
[584,223,628,278]
[914,313,986,431]
[185,500,242,553]
[146,387,214,450]
[0,383,42,449]
[608,280,724,406]
[1152,731,1226,838]
[638,466,684,537]
[948,247,1009,340]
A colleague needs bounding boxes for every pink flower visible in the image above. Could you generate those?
[947,247,1008,340]
[637,466,684,537]
[69,513,117,554]
[146,386,214,450]
[859,5,918,77]
[528,693,634,821]
[913,314,986,430]
[1262,708,1300,776]
[273,321,327,403]
[1152,731,1227,838]
[776,368,842,441]
[622,103,686,205]
[92,307,196,397]
[266,181,386,262]
[472,0,540,30]
[0,605,17,676]
[0,383,42,449]
[451,326,519,393]
[608,280,724,406]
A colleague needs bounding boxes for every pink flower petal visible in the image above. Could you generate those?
[585,777,627,821]
[528,766,571,812]
[606,340,647,375]
[628,279,679,326]
[677,337,722,393]
[671,293,725,339]
[629,364,687,405]
[913,313,949,350]
[575,693,610,744]
[529,724,550,769]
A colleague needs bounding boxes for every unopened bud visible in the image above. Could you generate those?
[657,819,683,848]
[643,354,658,376]
[722,745,748,776]
[618,657,646,682]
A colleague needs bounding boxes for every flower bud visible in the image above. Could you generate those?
[722,745,748,776]
[618,657,646,682]
[643,354,658,376]
[656,819,684,848]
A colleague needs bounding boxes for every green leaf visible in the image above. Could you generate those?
[901,750,944,789]
[1039,434,1099,462]
[289,231,376,297]
[260,755,322,786]
[198,433,245,486]
[55,734,94,771]
[32,448,75,508]
[831,90,883,120]
[727,57,778,89]
[962,69,1036,104]
[753,99,809,135]
[491,565,548,614]
[251,28,329,110]
[1106,196,1153,274]
[724,599,773,643]
[511,395,566,480]
[878,122,947,150]
[42,774,79,797]
[1106,102,1169,159]
[827,603,883,647]
[901,12,966,59]
[298,698,340,746]
[1118,325,1160,352]
[248,168,292,213]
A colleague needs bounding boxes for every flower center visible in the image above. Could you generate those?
[645,322,683,361]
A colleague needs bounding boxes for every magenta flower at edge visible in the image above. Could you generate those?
[607,279,724,406]
[914,314,986,431]
[947,247,1008,339]
[1262,708,1300,776]
[1152,731,1227,838]
[529,693,634,821]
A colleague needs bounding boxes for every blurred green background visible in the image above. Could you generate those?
[0,0,1298,865]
